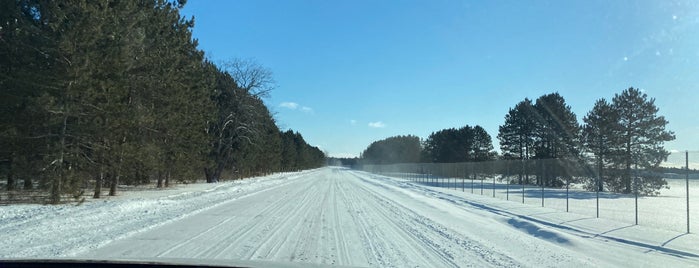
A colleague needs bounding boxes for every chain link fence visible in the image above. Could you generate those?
[357,151,699,233]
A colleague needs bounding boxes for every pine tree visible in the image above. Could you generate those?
[280,130,298,171]
[422,126,494,163]
[1,0,321,203]
[497,99,536,184]
[498,99,536,160]
[423,128,464,163]
[143,0,212,188]
[609,88,675,195]
[532,93,580,159]
[531,93,581,186]
[361,135,421,164]
[0,0,49,191]
[471,126,496,161]
[582,99,619,191]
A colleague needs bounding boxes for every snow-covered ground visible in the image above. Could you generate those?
[397,173,699,233]
[1,167,698,267]
[0,170,317,258]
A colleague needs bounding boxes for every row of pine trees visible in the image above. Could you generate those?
[359,88,674,195]
[0,1,324,203]
[498,89,674,194]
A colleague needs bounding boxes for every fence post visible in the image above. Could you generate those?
[597,165,600,218]
[436,170,440,188]
[506,162,510,201]
[419,167,422,184]
[427,170,431,186]
[521,175,525,204]
[480,176,484,195]
[462,166,465,192]
[566,176,569,212]
[521,159,525,204]
[456,164,460,190]
[493,173,496,198]
[471,172,474,194]
[541,184,544,207]
[634,165,638,225]
[687,151,690,233]
[541,162,545,207]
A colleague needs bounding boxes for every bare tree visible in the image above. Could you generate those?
[220,58,276,97]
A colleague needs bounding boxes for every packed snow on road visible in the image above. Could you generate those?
[1,167,698,267]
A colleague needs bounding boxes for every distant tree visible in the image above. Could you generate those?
[278,130,325,171]
[471,126,496,161]
[280,130,298,170]
[423,125,495,163]
[234,99,283,177]
[423,128,466,163]
[327,157,360,167]
[361,135,421,164]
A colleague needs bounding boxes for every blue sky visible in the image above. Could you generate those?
[181,0,699,158]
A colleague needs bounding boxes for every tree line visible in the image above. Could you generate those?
[360,125,497,165]
[0,0,324,204]
[360,89,674,195]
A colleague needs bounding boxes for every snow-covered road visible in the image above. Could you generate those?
[3,167,699,267]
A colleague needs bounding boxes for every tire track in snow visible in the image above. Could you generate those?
[337,172,438,267]
[330,176,352,265]
[347,171,522,267]
[257,175,324,262]
[335,174,385,266]
[207,174,320,260]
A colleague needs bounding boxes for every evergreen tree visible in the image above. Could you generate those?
[361,135,421,164]
[609,88,675,194]
[498,99,536,160]
[582,99,619,192]
[531,93,580,159]
[423,128,466,163]
[1,0,325,203]
[234,97,282,177]
[280,130,298,170]
[0,0,51,191]
[497,99,536,184]
[471,126,496,161]
[423,125,495,163]
[531,93,581,186]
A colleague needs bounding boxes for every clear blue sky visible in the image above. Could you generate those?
[181,0,699,158]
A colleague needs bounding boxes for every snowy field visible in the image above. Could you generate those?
[398,174,699,233]
[1,167,698,267]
